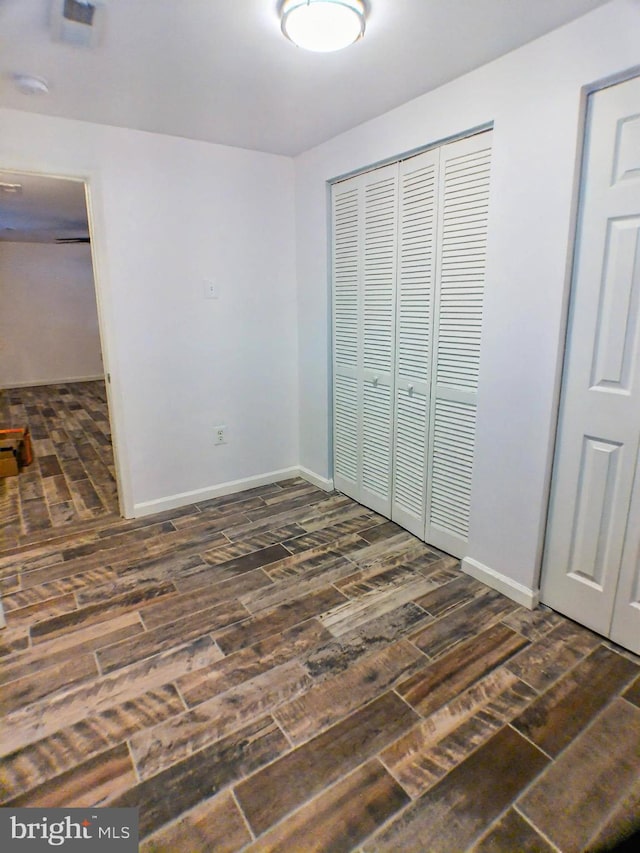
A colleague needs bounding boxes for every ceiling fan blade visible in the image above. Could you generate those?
[55,237,91,243]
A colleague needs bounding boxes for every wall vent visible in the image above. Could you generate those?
[64,0,95,26]
[51,0,106,48]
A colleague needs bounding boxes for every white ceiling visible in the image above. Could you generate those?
[0,170,88,242]
[0,0,611,157]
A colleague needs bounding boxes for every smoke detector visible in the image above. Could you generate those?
[50,0,106,48]
[10,74,50,95]
[0,182,23,195]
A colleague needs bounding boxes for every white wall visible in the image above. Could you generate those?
[0,112,298,516]
[0,241,103,387]
[294,0,640,597]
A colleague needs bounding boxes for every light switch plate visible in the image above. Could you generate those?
[203,280,218,299]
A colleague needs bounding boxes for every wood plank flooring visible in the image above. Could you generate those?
[0,381,118,544]
[1,479,639,851]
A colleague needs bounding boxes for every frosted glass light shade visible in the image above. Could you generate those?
[281,0,366,52]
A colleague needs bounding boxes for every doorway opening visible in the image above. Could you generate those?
[0,169,121,539]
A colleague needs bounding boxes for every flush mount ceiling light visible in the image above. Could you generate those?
[281,0,366,52]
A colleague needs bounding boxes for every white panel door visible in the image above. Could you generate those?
[542,76,640,654]
[361,164,398,516]
[332,175,362,500]
[425,131,493,557]
[391,149,439,536]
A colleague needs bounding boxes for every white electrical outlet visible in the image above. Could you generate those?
[214,425,227,445]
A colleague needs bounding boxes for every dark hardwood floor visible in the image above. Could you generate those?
[1,478,639,851]
[0,381,118,544]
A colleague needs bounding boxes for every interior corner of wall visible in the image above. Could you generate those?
[297,466,334,492]
[461,556,540,610]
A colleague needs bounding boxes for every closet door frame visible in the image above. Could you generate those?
[330,126,493,556]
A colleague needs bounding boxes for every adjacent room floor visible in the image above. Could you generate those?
[0,380,118,544]
[0,479,638,851]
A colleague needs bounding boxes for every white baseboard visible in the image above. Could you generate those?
[298,467,334,492]
[132,465,335,518]
[461,557,540,610]
[1,375,105,390]
[132,466,302,517]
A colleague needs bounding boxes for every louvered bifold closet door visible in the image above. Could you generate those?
[361,164,399,516]
[332,175,362,500]
[425,131,492,557]
[391,149,439,536]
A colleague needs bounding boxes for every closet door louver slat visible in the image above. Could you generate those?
[332,181,362,497]
[333,186,360,371]
[391,150,439,535]
[334,375,359,485]
[362,380,393,499]
[426,132,492,556]
[429,398,477,539]
[361,164,398,516]
[393,387,430,529]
